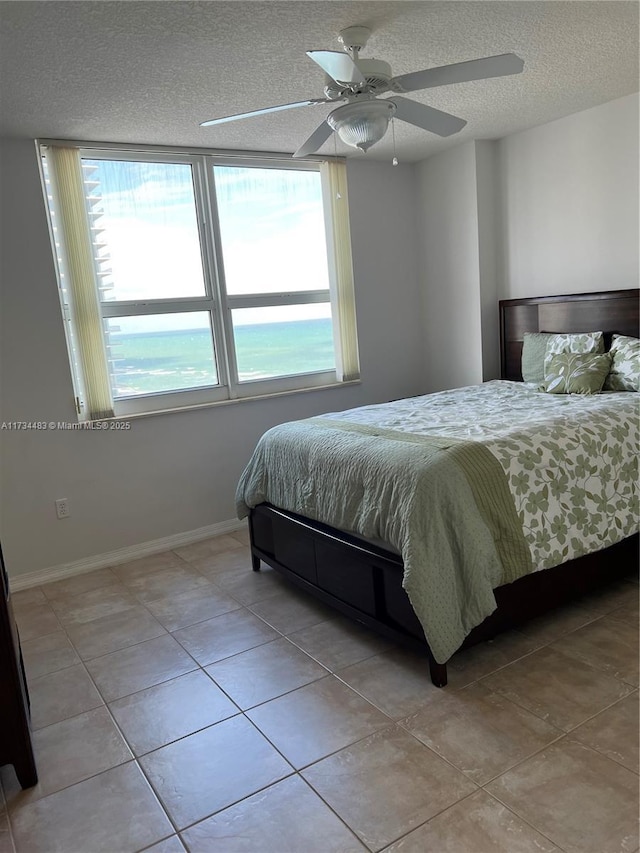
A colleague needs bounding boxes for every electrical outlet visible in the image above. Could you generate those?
[55,498,70,519]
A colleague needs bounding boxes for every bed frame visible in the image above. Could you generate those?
[249,289,639,686]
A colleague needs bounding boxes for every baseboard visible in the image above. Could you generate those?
[9,517,248,591]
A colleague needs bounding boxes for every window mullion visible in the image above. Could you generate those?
[101,298,216,318]
[191,156,231,394]
[226,291,330,310]
[202,158,240,398]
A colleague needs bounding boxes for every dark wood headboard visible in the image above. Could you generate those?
[500,289,640,381]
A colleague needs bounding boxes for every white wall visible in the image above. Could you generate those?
[499,93,639,298]
[475,140,502,380]
[413,94,638,392]
[345,160,423,394]
[415,142,484,391]
[0,142,424,579]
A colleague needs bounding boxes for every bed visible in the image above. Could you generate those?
[238,289,639,686]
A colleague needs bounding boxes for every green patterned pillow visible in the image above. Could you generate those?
[543,331,605,376]
[521,333,554,383]
[603,334,640,392]
[545,352,612,395]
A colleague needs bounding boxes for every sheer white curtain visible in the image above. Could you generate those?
[321,159,360,382]
[45,146,114,420]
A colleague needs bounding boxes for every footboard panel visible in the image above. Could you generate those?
[248,503,638,688]
[248,503,449,685]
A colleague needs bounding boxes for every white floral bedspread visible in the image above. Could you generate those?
[322,381,639,572]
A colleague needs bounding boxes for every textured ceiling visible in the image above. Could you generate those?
[1,1,638,162]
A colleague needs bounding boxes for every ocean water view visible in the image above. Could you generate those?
[109,318,335,396]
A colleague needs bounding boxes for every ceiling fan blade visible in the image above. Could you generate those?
[391,53,524,93]
[389,97,467,137]
[307,50,366,85]
[292,120,334,159]
[200,99,329,127]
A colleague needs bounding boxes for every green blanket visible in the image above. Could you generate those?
[236,417,532,663]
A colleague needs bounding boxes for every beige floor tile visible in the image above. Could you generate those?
[9,588,46,610]
[382,790,560,853]
[2,707,132,807]
[143,584,240,632]
[601,579,639,613]
[21,631,79,681]
[181,775,365,852]
[247,675,391,769]
[302,726,476,851]
[609,600,640,627]
[288,615,394,671]
[0,811,14,853]
[571,691,639,772]
[172,608,278,666]
[64,605,167,660]
[7,569,636,853]
[229,527,250,546]
[549,614,639,686]
[446,630,541,689]
[518,601,603,644]
[212,564,287,605]
[122,565,213,603]
[336,647,441,718]
[186,547,252,576]
[205,637,328,709]
[111,550,187,580]
[173,535,244,563]
[86,634,197,701]
[109,670,238,755]
[49,584,139,626]
[143,837,186,853]
[27,663,103,730]
[579,579,639,615]
[248,588,333,634]
[401,681,562,784]
[9,762,173,853]
[13,603,61,642]
[40,568,121,602]
[140,716,292,829]
[486,738,640,853]
[482,645,633,731]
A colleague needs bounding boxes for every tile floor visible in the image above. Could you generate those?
[2,530,638,853]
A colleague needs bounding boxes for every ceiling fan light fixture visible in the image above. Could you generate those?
[200,23,523,160]
[327,100,396,152]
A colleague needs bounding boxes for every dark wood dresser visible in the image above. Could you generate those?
[0,546,37,788]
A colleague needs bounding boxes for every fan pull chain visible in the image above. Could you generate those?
[392,118,399,166]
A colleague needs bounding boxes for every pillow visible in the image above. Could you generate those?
[544,352,612,395]
[543,331,605,377]
[521,333,554,384]
[603,334,640,392]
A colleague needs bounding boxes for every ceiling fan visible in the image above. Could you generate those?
[200,26,524,158]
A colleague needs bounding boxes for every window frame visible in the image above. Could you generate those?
[40,141,356,418]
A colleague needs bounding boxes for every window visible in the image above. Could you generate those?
[41,144,359,419]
